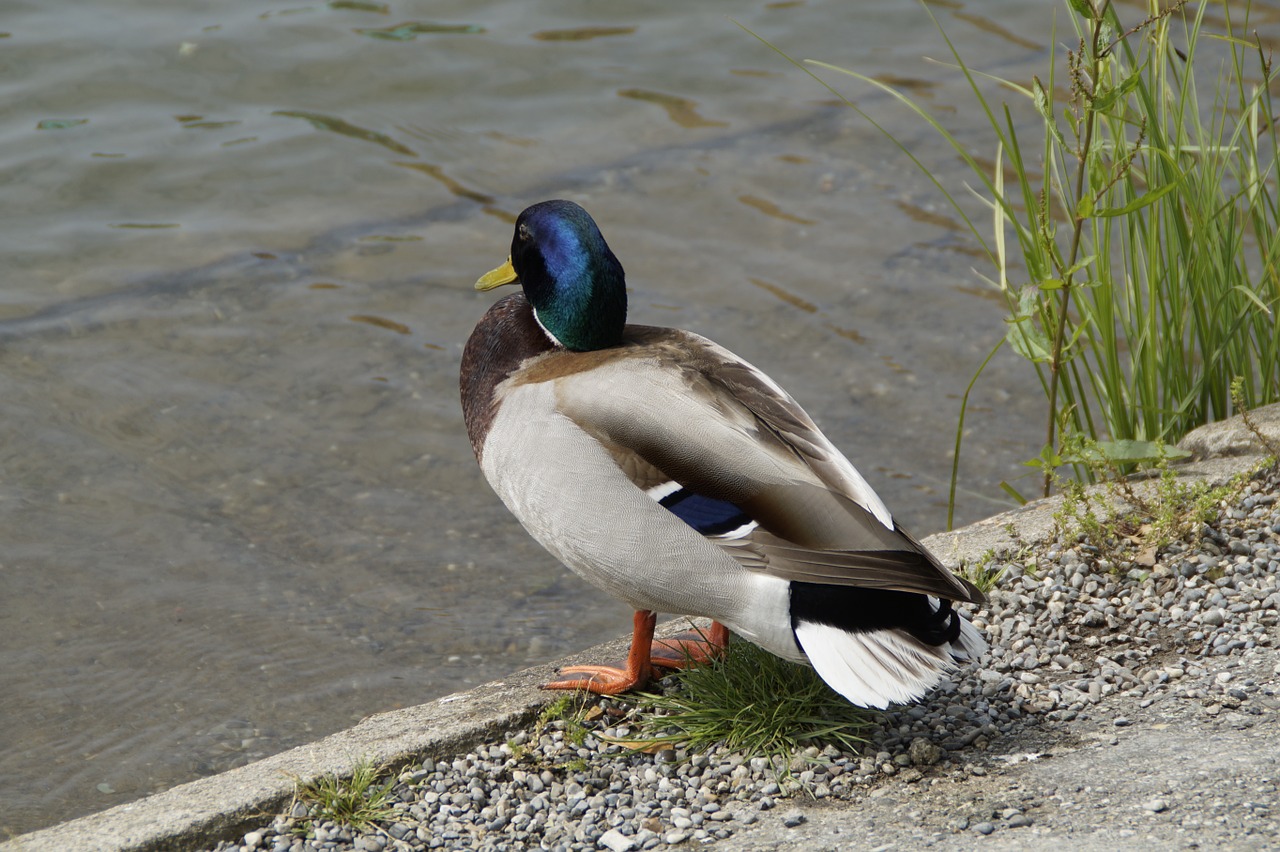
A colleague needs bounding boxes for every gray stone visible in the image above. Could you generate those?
[908,737,943,766]
[598,828,637,852]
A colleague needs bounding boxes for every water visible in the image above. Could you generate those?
[0,0,1160,835]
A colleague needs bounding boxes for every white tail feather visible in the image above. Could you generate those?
[794,613,985,709]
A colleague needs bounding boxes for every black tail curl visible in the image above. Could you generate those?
[790,582,963,648]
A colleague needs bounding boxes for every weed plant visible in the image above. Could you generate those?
[1051,378,1279,563]
[959,548,1012,594]
[290,757,396,833]
[772,1,1280,521]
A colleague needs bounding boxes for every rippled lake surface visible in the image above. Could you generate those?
[9,0,1253,836]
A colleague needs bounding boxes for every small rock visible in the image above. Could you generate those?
[599,828,638,852]
[243,831,263,850]
[1113,717,1132,727]
[1143,799,1169,813]
[908,737,942,766]
[782,809,807,828]
[1007,813,1033,828]
[973,821,996,835]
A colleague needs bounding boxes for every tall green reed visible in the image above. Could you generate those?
[766,1,1280,525]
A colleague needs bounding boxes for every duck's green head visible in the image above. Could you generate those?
[475,200,627,351]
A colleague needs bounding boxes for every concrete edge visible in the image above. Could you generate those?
[924,452,1271,572]
[1,625,689,852]
[8,405,1278,852]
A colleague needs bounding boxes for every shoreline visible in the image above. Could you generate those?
[6,406,1279,852]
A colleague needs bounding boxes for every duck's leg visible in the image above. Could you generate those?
[650,620,730,670]
[544,609,657,695]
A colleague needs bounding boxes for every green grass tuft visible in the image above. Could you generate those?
[536,693,593,747]
[290,757,396,832]
[628,637,870,767]
[959,548,1010,594]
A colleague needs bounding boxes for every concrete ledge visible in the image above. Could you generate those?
[3,671,543,851]
[8,405,1278,852]
[1,627,681,852]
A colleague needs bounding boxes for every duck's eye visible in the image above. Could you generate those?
[517,223,532,243]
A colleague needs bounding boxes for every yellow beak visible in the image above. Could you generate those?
[475,257,518,291]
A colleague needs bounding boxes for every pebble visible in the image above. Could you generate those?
[204,468,1280,852]
[598,828,637,851]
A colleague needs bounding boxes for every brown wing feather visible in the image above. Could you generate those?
[538,323,983,604]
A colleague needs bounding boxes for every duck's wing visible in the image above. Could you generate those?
[543,325,982,604]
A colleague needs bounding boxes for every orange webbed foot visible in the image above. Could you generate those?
[544,664,650,695]
[650,620,730,670]
[542,610,658,695]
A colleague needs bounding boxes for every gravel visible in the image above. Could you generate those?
[208,467,1280,852]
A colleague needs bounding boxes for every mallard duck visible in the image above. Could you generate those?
[460,199,986,708]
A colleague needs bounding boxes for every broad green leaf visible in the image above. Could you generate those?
[1023,443,1063,471]
[1092,70,1141,113]
[1093,180,1180,216]
[1066,0,1094,20]
[1061,255,1096,279]
[1098,20,1115,49]
[1032,76,1051,121]
[1062,439,1191,466]
[1030,77,1067,149]
[1005,287,1053,363]
[1063,316,1091,353]
[1006,317,1052,363]
[1087,155,1109,200]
